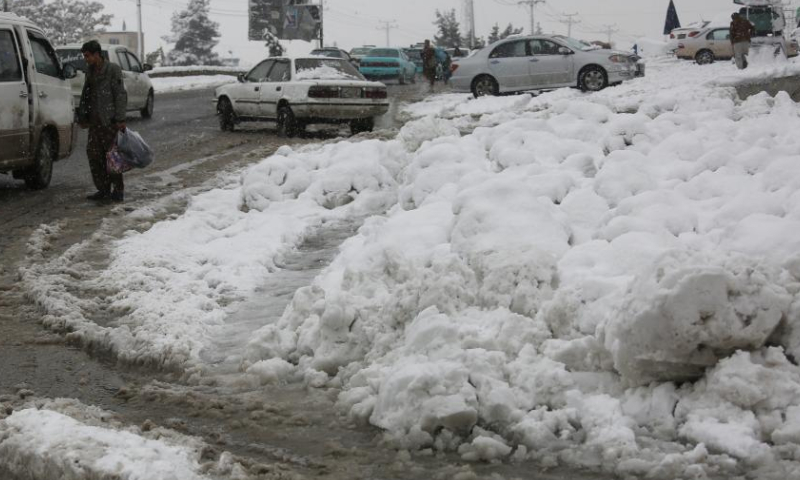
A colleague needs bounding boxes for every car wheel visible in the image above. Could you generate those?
[696,50,715,65]
[410,71,416,84]
[472,75,498,98]
[277,105,299,138]
[350,117,375,135]
[218,98,235,132]
[140,90,154,119]
[399,71,406,85]
[579,66,608,92]
[24,131,54,190]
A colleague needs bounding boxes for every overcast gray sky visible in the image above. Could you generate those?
[104,0,778,64]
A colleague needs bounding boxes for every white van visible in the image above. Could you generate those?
[0,13,77,189]
[55,43,155,118]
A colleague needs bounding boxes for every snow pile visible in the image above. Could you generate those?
[21,57,800,477]
[240,61,800,476]
[0,400,249,480]
[294,64,358,81]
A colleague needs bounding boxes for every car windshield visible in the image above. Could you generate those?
[350,48,372,56]
[294,58,364,80]
[556,36,593,51]
[367,49,399,58]
[311,49,342,58]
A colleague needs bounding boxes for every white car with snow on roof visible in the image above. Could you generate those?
[214,56,389,137]
[450,34,644,98]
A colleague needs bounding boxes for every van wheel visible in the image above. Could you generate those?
[472,75,498,98]
[696,50,715,65]
[24,132,54,190]
[277,105,299,138]
[140,90,154,118]
[579,66,608,92]
[399,72,406,85]
[218,98,235,132]
[350,117,375,135]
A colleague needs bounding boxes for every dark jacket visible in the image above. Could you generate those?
[730,16,756,44]
[78,61,127,126]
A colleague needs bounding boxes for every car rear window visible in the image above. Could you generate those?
[311,50,343,58]
[350,48,372,55]
[404,50,421,60]
[295,58,363,80]
[368,49,399,58]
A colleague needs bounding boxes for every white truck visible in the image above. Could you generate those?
[0,13,77,189]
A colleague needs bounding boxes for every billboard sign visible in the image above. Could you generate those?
[249,0,321,42]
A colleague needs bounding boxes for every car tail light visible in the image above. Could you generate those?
[308,86,340,98]
[670,33,675,39]
[364,87,387,99]
[451,63,459,73]
[688,31,700,37]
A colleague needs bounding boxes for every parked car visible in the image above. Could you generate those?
[675,26,734,64]
[0,12,77,189]
[55,43,154,118]
[402,47,424,75]
[309,47,358,67]
[348,46,375,65]
[451,34,644,98]
[214,56,389,136]
[667,21,711,52]
[358,48,417,84]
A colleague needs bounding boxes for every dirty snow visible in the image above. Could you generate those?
[21,56,800,478]
[150,75,238,93]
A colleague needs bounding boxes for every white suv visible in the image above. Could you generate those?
[0,13,77,189]
[55,43,155,118]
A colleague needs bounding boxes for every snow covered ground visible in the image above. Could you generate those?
[15,56,800,478]
[150,74,238,94]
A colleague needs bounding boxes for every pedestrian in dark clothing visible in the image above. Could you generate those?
[730,13,756,70]
[421,39,436,89]
[77,40,128,202]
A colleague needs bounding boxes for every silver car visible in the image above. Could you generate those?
[450,35,644,98]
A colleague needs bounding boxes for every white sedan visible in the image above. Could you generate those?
[451,35,644,98]
[214,57,389,136]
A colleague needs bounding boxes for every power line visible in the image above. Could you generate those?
[376,20,398,46]
[518,0,545,36]
[559,12,581,37]
[598,24,619,44]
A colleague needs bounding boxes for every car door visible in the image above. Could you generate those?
[707,29,733,59]
[259,59,290,118]
[126,52,150,102]
[235,59,272,117]
[0,26,29,166]
[25,30,73,143]
[528,39,574,87]
[114,49,141,108]
[488,39,531,91]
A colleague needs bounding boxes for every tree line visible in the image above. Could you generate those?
[433,8,527,49]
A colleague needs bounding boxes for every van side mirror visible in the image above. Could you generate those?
[63,63,77,79]
[143,63,153,72]
[558,47,573,55]
[237,73,246,83]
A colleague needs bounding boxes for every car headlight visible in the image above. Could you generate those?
[608,54,628,63]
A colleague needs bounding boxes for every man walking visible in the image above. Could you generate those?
[421,39,436,90]
[730,12,756,70]
[77,40,127,202]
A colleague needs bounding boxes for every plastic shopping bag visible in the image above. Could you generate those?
[106,145,134,174]
[116,129,154,169]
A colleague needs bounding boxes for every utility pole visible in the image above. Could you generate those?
[319,0,324,48]
[377,20,398,46]
[518,0,545,36]
[136,0,143,61]
[463,0,476,49]
[3,0,8,12]
[600,24,619,45]
[559,12,580,37]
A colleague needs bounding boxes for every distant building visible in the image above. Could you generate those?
[90,31,142,54]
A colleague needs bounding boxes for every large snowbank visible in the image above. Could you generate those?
[22,56,800,477]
